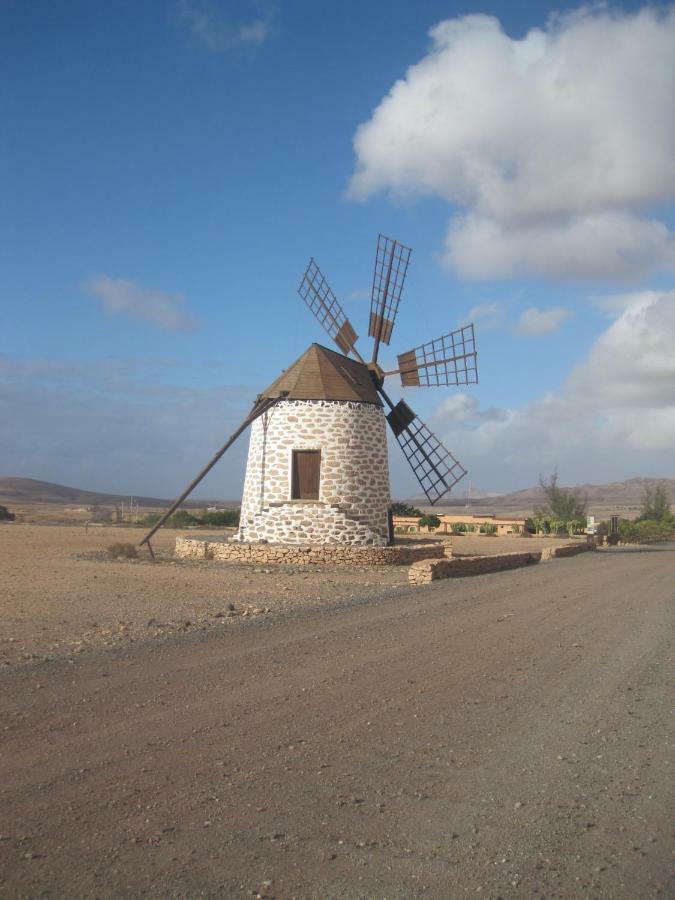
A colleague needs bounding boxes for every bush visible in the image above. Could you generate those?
[169,509,201,527]
[418,514,441,531]
[200,509,240,527]
[479,523,498,535]
[618,517,674,544]
[138,513,161,527]
[391,502,424,518]
[0,504,15,521]
[451,522,467,535]
[108,542,138,559]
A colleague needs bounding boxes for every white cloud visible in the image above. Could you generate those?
[176,0,270,51]
[349,7,675,281]
[464,302,504,330]
[433,290,675,486]
[86,275,196,332]
[515,306,570,335]
[446,211,675,281]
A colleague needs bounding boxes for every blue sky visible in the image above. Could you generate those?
[2,1,674,500]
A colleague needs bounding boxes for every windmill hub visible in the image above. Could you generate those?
[366,361,385,390]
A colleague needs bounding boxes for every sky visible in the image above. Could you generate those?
[2,0,674,500]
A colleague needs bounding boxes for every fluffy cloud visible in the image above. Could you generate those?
[433,290,675,486]
[464,302,504,330]
[515,306,570,335]
[176,0,270,51]
[349,7,675,281]
[86,275,196,332]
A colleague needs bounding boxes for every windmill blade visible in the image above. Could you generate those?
[386,399,467,504]
[298,258,361,358]
[395,324,478,387]
[369,234,412,359]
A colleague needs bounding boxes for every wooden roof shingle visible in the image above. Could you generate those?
[259,344,382,405]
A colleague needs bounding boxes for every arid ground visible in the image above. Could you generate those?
[0,525,673,898]
[1,524,565,667]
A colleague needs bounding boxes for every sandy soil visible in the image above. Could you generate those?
[0,525,579,668]
[0,524,405,666]
[0,545,672,897]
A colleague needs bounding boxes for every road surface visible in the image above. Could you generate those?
[1,547,673,898]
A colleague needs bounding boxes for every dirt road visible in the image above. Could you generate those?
[1,547,673,898]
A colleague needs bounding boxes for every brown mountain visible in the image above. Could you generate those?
[2,475,673,518]
[0,477,230,509]
[409,476,675,517]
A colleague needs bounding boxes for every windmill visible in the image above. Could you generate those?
[139,235,477,555]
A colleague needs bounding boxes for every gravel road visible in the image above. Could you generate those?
[1,547,673,898]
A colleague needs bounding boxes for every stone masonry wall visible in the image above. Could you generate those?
[234,400,391,546]
[175,537,445,567]
[408,542,595,584]
[409,551,541,584]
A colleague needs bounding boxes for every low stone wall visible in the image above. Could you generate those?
[175,537,448,567]
[541,541,596,560]
[409,541,594,584]
[409,551,540,584]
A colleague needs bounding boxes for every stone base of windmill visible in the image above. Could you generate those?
[174,536,449,567]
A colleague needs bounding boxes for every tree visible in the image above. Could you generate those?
[0,504,15,521]
[537,471,586,520]
[391,502,423,518]
[418,514,441,531]
[639,481,672,522]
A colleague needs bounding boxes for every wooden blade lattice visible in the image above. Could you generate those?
[397,324,478,387]
[387,404,467,504]
[368,235,412,347]
[298,259,359,356]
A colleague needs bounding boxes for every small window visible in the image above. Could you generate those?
[291,450,321,500]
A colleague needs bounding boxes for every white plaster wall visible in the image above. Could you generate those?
[234,400,390,545]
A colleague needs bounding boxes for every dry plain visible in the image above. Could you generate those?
[0,523,673,898]
[1,523,566,667]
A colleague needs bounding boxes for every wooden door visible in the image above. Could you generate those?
[291,450,321,500]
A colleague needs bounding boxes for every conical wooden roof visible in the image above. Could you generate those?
[260,344,382,405]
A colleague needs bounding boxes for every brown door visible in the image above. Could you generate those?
[291,450,321,500]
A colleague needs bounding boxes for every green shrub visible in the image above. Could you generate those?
[0,505,15,521]
[391,502,424,518]
[479,522,497,534]
[618,518,674,544]
[108,542,138,559]
[418,514,441,531]
[451,522,467,535]
[169,509,201,527]
[200,509,240,527]
[138,512,162,527]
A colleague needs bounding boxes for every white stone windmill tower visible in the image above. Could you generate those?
[139,235,478,555]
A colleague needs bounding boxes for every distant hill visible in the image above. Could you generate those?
[407,475,675,516]
[2,474,673,517]
[0,477,232,509]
